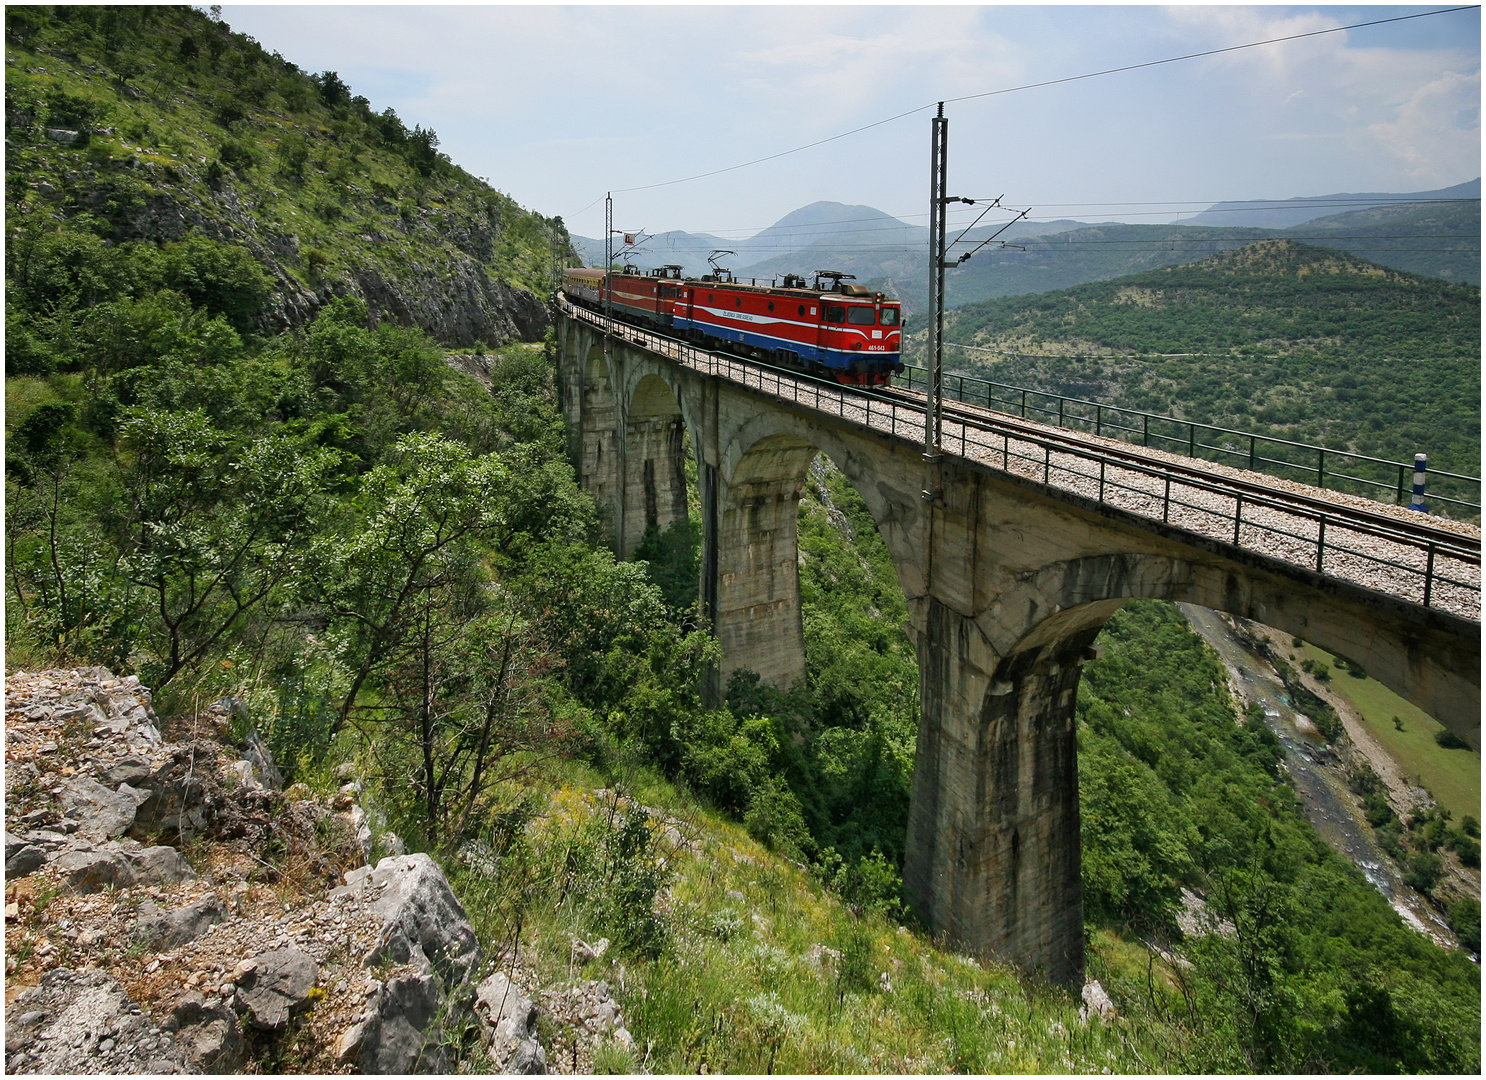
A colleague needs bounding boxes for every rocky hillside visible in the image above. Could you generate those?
[2,667,646,1074]
[5,5,568,347]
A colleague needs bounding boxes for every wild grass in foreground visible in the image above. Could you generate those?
[441,761,1178,1075]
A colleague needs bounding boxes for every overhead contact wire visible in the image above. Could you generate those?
[579,6,1474,210]
[941,7,1477,106]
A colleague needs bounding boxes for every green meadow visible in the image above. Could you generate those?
[1297,642,1479,820]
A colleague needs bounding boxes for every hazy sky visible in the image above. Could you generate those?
[219,3,1482,241]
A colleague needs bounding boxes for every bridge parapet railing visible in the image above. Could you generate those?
[560,297,1481,621]
[898,364,1482,519]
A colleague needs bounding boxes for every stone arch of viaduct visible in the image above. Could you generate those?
[557,317,1480,986]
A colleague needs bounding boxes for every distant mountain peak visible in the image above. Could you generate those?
[768,201,905,229]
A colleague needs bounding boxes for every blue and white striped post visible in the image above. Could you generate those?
[1408,453,1428,513]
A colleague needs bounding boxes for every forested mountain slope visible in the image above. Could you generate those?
[928,240,1481,478]
[1285,198,1480,283]
[943,239,1479,359]
[5,4,569,355]
[936,197,1479,308]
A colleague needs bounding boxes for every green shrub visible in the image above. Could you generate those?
[217,136,258,173]
[1447,898,1479,952]
[1402,849,1442,893]
[276,131,308,177]
[215,97,246,129]
[743,776,812,860]
[597,808,672,959]
[820,847,904,917]
[303,247,331,275]
[258,671,339,782]
[1445,829,1480,868]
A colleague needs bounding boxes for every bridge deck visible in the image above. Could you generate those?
[561,297,1481,623]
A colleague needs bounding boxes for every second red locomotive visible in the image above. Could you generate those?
[563,265,903,386]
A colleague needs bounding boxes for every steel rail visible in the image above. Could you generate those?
[557,294,1480,619]
[884,385,1479,557]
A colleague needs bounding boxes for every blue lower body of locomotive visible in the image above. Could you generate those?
[672,316,898,375]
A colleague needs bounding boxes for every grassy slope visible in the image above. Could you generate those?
[1296,643,1480,820]
[444,762,1177,1075]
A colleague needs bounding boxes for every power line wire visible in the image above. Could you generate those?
[609,104,933,196]
[941,7,1478,106]
[579,6,1475,208]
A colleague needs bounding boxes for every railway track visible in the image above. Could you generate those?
[882,384,1479,555]
[562,298,1481,621]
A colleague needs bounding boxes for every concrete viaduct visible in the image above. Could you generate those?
[555,304,1481,986]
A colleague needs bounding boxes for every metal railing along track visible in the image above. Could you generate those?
[898,363,1482,517]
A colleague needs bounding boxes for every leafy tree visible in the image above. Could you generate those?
[81,290,242,374]
[110,408,344,688]
[1447,898,1479,953]
[631,518,701,610]
[307,431,510,735]
[1079,728,1194,930]
[313,69,350,108]
[406,124,442,177]
[4,402,126,662]
[157,235,272,331]
[376,600,569,847]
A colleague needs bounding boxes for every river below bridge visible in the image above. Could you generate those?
[1177,603,1457,947]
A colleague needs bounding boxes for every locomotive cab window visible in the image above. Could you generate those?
[879,308,900,326]
[846,306,875,326]
[825,305,847,323]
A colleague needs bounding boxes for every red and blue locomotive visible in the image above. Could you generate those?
[562,264,903,386]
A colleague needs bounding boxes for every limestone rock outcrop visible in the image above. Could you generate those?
[330,853,503,1073]
[476,971,547,1073]
[233,948,320,1031]
[4,667,556,1075]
